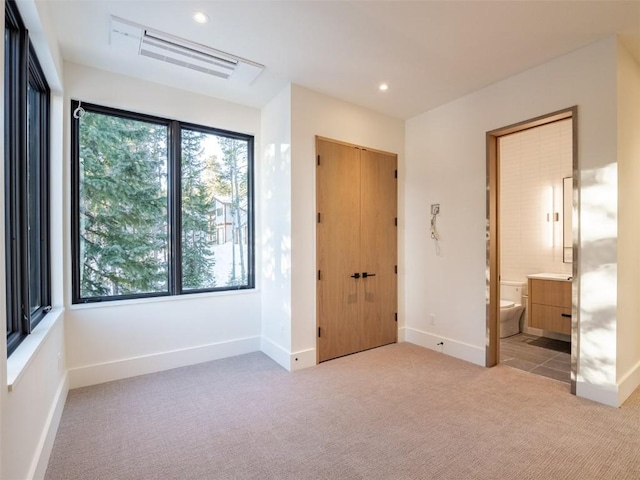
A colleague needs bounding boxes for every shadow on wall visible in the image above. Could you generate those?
[261,142,293,342]
[577,163,617,388]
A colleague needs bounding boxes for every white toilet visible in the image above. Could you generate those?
[500,281,526,338]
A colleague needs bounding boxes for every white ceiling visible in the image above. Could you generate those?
[47,1,640,120]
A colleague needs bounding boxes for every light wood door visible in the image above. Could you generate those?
[316,138,397,362]
[316,140,362,362]
[360,149,397,350]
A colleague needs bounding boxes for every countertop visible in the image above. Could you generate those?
[527,273,572,282]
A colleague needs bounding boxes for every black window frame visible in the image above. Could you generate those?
[71,101,255,304]
[5,0,51,356]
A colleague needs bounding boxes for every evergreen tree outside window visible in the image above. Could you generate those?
[71,102,254,303]
[181,128,249,291]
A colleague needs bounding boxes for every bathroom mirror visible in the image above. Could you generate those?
[563,176,573,263]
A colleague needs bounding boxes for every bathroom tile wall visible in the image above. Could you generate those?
[499,119,573,283]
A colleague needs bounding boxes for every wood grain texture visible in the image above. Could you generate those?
[316,138,361,362]
[487,133,499,367]
[316,138,398,362]
[531,279,571,308]
[530,304,572,335]
[360,149,397,350]
[529,278,572,334]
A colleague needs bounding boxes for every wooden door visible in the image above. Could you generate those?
[316,139,362,362]
[316,137,397,362]
[360,149,398,350]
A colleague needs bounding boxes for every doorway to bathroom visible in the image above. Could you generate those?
[486,107,578,393]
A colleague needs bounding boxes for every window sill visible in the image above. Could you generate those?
[69,287,259,310]
[7,307,65,392]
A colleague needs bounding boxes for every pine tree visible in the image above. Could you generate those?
[181,129,216,289]
[216,137,249,286]
[78,112,168,297]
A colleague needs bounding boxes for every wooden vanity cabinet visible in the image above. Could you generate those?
[528,278,572,335]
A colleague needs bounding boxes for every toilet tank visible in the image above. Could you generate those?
[500,281,527,304]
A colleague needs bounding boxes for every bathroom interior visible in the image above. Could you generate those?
[498,118,573,383]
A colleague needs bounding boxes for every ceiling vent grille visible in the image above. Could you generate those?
[110,16,264,85]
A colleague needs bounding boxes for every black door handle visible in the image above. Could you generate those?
[350,273,361,279]
[561,313,571,318]
[362,272,376,278]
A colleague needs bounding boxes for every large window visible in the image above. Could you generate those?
[5,0,51,356]
[71,102,254,303]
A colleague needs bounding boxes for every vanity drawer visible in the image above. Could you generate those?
[530,279,571,308]
[529,304,571,335]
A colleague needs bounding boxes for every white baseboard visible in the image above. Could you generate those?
[260,337,316,371]
[68,336,260,389]
[404,327,485,366]
[290,348,316,371]
[398,326,407,342]
[617,359,640,406]
[31,372,69,480]
[260,336,291,370]
[576,379,619,407]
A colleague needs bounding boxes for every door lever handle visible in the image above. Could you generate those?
[350,273,361,279]
[362,272,376,278]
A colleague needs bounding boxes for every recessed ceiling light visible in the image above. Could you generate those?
[193,11,209,24]
[379,83,389,91]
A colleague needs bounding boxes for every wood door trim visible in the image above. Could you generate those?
[486,132,499,367]
[487,107,573,137]
[486,106,579,393]
[316,135,398,158]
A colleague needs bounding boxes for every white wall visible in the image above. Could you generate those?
[14,0,63,92]
[616,42,640,400]
[289,85,405,361]
[260,85,293,368]
[405,36,623,403]
[500,120,573,283]
[1,1,68,478]
[2,314,67,480]
[64,63,263,388]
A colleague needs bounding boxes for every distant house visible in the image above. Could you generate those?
[209,196,247,245]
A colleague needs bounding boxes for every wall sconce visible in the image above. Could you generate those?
[545,185,554,248]
[544,185,563,252]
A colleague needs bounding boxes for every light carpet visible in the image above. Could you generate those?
[45,343,640,479]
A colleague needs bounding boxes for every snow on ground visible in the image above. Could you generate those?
[210,242,248,286]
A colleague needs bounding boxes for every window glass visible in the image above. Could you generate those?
[77,111,169,298]
[72,102,254,303]
[181,129,250,290]
[27,81,43,314]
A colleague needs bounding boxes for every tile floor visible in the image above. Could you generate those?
[500,333,571,383]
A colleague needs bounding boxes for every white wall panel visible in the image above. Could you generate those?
[405,37,620,404]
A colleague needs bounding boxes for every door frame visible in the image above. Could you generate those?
[485,106,579,393]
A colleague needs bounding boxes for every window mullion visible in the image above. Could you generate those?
[169,121,182,295]
[70,100,82,304]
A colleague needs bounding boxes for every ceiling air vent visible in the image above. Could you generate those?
[109,16,264,85]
